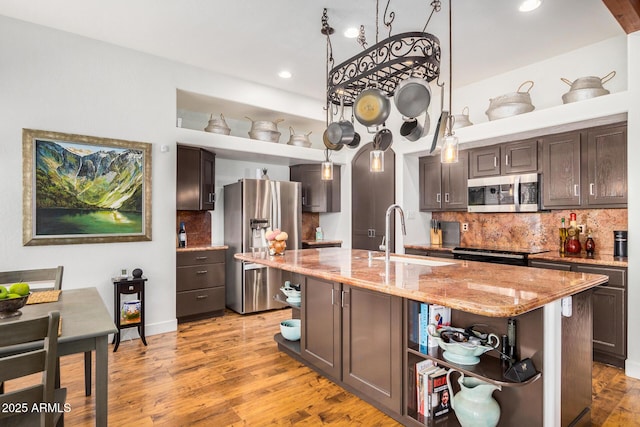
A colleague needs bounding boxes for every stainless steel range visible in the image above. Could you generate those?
[452,246,549,266]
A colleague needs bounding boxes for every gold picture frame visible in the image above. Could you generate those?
[23,129,152,245]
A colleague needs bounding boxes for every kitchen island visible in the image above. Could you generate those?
[234,248,608,426]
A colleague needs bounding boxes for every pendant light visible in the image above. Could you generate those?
[441,0,459,164]
[321,148,334,180]
[370,143,384,173]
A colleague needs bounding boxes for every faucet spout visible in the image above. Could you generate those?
[384,204,407,264]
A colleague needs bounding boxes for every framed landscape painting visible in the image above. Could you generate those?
[23,129,152,245]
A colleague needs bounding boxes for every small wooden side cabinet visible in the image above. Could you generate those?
[112,276,147,352]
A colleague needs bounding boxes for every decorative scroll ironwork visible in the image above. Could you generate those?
[327,32,441,106]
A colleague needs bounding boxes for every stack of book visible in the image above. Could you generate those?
[417,303,451,353]
[415,359,450,419]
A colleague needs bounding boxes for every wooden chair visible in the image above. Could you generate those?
[0,267,92,397]
[0,311,67,427]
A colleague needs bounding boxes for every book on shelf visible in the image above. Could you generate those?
[429,368,451,418]
[418,303,430,353]
[428,304,451,331]
[415,359,436,416]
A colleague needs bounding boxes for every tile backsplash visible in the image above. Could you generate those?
[434,209,628,255]
[176,210,212,247]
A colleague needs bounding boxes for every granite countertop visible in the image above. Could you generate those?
[234,248,607,318]
[176,245,228,252]
[528,251,628,268]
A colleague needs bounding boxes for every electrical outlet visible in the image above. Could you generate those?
[462,223,469,232]
[578,224,586,234]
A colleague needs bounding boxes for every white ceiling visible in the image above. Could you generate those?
[0,0,624,102]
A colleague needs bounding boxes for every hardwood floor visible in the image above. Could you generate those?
[7,308,640,426]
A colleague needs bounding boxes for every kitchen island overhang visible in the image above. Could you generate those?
[233,248,608,317]
[233,248,608,426]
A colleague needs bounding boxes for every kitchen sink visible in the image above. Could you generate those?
[372,255,454,267]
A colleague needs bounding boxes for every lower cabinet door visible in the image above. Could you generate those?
[301,277,341,379]
[342,285,403,413]
[592,286,626,360]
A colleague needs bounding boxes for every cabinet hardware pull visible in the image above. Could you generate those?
[128,286,134,291]
[208,193,216,203]
[505,154,509,166]
[494,157,497,168]
[445,193,450,203]
[196,270,208,274]
[331,288,334,306]
[196,295,208,300]
[574,184,580,197]
[195,256,208,260]
[436,193,441,203]
[589,183,595,196]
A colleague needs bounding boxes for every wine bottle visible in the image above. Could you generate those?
[178,222,187,248]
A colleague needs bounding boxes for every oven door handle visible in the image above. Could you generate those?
[514,175,521,212]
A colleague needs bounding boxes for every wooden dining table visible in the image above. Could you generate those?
[0,287,117,427]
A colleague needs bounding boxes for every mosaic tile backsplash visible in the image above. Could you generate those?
[433,209,628,256]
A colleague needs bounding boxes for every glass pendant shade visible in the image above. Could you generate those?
[321,161,334,180]
[370,150,384,172]
[440,134,459,164]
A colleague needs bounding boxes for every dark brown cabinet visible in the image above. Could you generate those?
[301,277,403,414]
[301,276,341,379]
[541,122,627,209]
[352,143,395,251]
[585,123,627,207]
[529,259,627,368]
[419,150,468,212]
[176,249,226,322]
[541,131,582,208]
[177,145,216,210]
[469,139,539,178]
[290,164,341,213]
[404,248,454,258]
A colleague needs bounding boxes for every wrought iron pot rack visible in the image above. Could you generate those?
[323,1,442,107]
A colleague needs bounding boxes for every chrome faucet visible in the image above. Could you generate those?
[382,204,407,264]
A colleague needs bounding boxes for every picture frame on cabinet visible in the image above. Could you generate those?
[22,128,152,245]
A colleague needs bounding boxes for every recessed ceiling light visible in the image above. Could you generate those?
[278,70,292,79]
[344,27,359,38]
[519,0,542,12]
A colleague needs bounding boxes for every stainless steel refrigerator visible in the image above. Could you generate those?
[224,178,301,314]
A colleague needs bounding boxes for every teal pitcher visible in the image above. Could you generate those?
[447,369,501,427]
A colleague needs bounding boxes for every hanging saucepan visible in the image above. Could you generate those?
[354,87,391,127]
[287,127,312,147]
[346,107,361,149]
[400,112,430,142]
[374,127,393,151]
[452,106,473,129]
[560,70,615,104]
[394,77,432,118]
[326,94,355,145]
[430,82,448,154]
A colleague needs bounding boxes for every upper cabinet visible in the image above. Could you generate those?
[469,139,539,178]
[290,164,341,213]
[177,145,216,211]
[541,122,627,210]
[419,151,468,212]
[586,123,627,207]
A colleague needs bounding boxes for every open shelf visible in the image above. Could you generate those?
[274,333,301,357]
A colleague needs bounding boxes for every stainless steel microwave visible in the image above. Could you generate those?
[467,173,540,213]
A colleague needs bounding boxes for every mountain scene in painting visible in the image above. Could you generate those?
[34,139,144,235]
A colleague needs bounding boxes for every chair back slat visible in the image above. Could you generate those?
[0,350,46,382]
[0,266,63,290]
[0,315,49,346]
[0,384,44,418]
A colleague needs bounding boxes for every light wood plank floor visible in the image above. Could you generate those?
[7,308,640,426]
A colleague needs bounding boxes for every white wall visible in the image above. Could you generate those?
[0,15,321,337]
